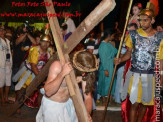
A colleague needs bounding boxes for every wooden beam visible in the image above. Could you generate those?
[45,1,76,97]
[63,0,116,54]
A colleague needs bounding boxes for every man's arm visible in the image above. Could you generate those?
[114,47,132,65]
[81,80,93,122]
[114,33,133,65]
[82,81,93,114]
[44,61,73,97]
[31,63,39,76]
[120,47,132,63]
[16,33,27,45]
[27,33,36,45]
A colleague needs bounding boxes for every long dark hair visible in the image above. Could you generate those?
[74,51,97,94]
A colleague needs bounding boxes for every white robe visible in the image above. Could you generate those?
[36,96,78,122]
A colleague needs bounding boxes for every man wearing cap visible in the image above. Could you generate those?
[0,25,13,106]
[114,7,163,122]
[13,30,53,112]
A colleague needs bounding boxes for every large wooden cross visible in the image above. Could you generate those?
[9,0,116,121]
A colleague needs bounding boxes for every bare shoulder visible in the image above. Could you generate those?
[49,60,62,73]
[46,61,62,84]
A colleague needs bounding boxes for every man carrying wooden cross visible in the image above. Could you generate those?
[36,50,99,122]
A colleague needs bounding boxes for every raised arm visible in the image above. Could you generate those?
[44,61,73,97]
[16,33,27,45]
[27,33,36,45]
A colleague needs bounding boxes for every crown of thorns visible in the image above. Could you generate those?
[73,50,99,72]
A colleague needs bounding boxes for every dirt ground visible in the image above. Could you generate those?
[0,90,122,122]
[0,104,122,122]
[0,104,37,122]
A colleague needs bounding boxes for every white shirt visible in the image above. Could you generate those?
[0,37,12,68]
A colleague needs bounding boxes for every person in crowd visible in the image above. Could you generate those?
[84,30,99,59]
[5,27,15,90]
[156,23,163,31]
[63,10,76,33]
[97,29,117,105]
[12,24,36,77]
[61,23,72,42]
[114,32,122,50]
[114,21,121,33]
[34,33,41,45]
[128,23,138,31]
[13,29,53,115]
[129,3,142,28]
[114,32,126,104]
[0,25,13,106]
[84,30,99,109]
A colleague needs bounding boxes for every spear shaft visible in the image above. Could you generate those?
[102,0,133,121]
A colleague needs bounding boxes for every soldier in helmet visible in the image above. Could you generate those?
[114,5,163,122]
[0,25,13,106]
[13,28,53,115]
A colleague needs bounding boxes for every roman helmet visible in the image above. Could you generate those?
[139,0,159,18]
[40,24,50,42]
